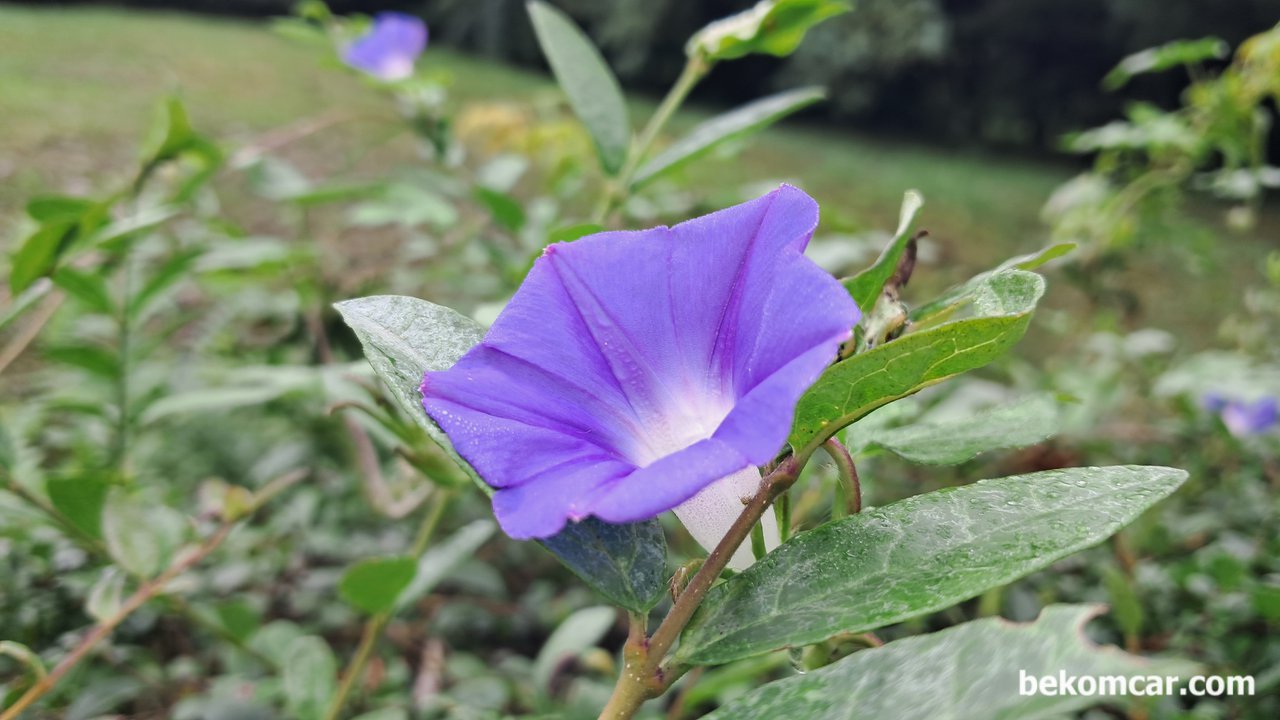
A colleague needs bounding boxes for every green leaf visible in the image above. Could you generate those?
[702,605,1198,719]
[52,267,115,315]
[333,295,485,471]
[46,476,111,540]
[688,0,851,61]
[336,295,668,613]
[283,635,337,720]
[129,249,201,319]
[9,221,79,293]
[527,1,631,173]
[542,516,668,612]
[533,606,616,692]
[633,86,826,188]
[790,270,1045,456]
[679,465,1188,664]
[43,344,121,381]
[0,279,53,334]
[474,186,526,232]
[142,96,197,167]
[1103,566,1145,640]
[350,710,408,720]
[102,491,187,577]
[85,567,127,623]
[214,599,262,642]
[0,641,46,682]
[339,556,418,615]
[547,223,603,245]
[1104,37,1229,90]
[396,519,496,611]
[841,190,924,316]
[850,393,1061,465]
[911,243,1074,326]
[26,196,96,223]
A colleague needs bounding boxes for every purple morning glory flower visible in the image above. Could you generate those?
[422,186,858,567]
[1219,396,1278,437]
[343,12,428,81]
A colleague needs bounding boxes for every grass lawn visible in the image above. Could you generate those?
[0,3,1273,343]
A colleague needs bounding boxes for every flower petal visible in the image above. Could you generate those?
[422,185,859,539]
[343,12,428,81]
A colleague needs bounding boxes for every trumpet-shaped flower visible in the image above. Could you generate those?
[343,12,428,81]
[422,186,858,567]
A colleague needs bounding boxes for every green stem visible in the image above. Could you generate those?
[0,469,280,669]
[823,438,860,516]
[592,54,712,224]
[598,455,808,720]
[0,519,242,720]
[112,255,135,474]
[323,489,452,720]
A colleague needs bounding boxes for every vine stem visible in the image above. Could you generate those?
[0,520,241,720]
[823,437,861,516]
[0,468,284,669]
[323,489,452,720]
[592,54,712,225]
[599,454,807,720]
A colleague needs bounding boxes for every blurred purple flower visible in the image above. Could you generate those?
[422,186,858,567]
[1200,392,1228,413]
[343,12,427,81]
[1219,396,1277,437]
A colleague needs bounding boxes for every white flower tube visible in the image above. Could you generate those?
[673,466,780,570]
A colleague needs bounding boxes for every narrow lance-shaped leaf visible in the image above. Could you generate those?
[678,465,1188,665]
[532,606,617,692]
[790,269,1045,457]
[527,1,631,174]
[842,190,924,315]
[632,86,826,189]
[395,519,496,612]
[336,295,668,612]
[848,393,1062,465]
[702,604,1199,720]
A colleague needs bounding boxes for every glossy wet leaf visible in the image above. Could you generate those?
[542,516,668,612]
[702,604,1198,719]
[633,86,826,188]
[527,1,630,173]
[334,295,484,469]
[842,190,924,315]
[337,295,670,613]
[339,556,418,615]
[911,243,1074,326]
[851,393,1061,465]
[791,270,1045,457]
[679,465,1188,664]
